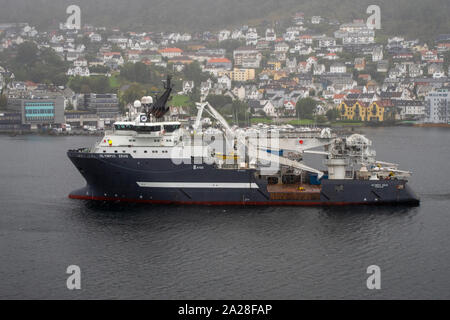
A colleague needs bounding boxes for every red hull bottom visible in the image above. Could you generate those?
[68,194,415,207]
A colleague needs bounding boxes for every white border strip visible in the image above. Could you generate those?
[137,182,259,189]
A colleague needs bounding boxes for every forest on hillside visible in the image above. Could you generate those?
[0,0,448,39]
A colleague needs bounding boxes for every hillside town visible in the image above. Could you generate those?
[0,11,450,133]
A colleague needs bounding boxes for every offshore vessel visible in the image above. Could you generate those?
[68,78,420,206]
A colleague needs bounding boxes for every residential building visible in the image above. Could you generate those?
[158,47,183,58]
[372,46,383,62]
[318,37,336,48]
[424,88,450,123]
[233,47,259,66]
[330,63,346,74]
[338,100,396,122]
[67,66,90,77]
[217,74,232,90]
[226,68,255,82]
[354,57,366,71]
[394,100,425,120]
[265,28,276,42]
[206,58,232,70]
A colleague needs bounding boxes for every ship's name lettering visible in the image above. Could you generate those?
[371,183,389,189]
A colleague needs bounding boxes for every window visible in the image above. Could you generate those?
[135,125,161,133]
[164,124,181,132]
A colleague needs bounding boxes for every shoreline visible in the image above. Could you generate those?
[1,123,449,137]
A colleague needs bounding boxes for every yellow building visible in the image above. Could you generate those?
[366,101,396,122]
[221,68,255,82]
[338,100,396,122]
[273,71,288,81]
[267,61,282,71]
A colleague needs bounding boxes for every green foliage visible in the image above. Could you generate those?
[171,95,191,107]
[68,76,113,94]
[316,115,328,123]
[0,94,7,110]
[120,83,147,111]
[16,41,39,65]
[4,42,68,86]
[443,51,450,71]
[120,62,161,85]
[66,101,74,111]
[326,108,339,122]
[251,117,273,124]
[295,97,317,119]
[228,100,251,126]
[180,61,210,86]
[287,119,316,125]
[90,65,110,73]
[206,94,233,109]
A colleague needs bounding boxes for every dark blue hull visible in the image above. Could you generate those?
[68,151,420,206]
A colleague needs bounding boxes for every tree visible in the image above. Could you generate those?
[326,108,339,122]
[206,94,233,109]
[182,61,210,86]
[68,76,113,94]
[296,98,317,119]
[121,83,146,107]
[229,100,250,126]
[15,42,38,65]
[120,62,161,85]
[66,101,74,111]
[0,94,7,110]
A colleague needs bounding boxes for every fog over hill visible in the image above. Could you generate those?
[0,0,448,39]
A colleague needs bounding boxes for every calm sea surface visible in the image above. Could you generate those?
[0,126,449,299]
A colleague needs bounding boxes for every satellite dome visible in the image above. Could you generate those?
[133,100,142,108]
[141,96,153,104]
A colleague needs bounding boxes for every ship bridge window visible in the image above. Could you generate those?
[115,124,134,130]
[135,125,161,133]
[164,124,181,133]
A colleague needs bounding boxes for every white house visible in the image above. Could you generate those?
[217,74,232,90]
[89,33,102,42]
[265,28,276,42]
[181,81,194,94]
[67,66,90,77]
[246,28,258,46]
[275,42,289,53]
[311,16,323,24]
[313,64,326,75]
[318,37,336,48]
[372,46,383,62]
[218,30,231,42]
[330,63,347,73]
